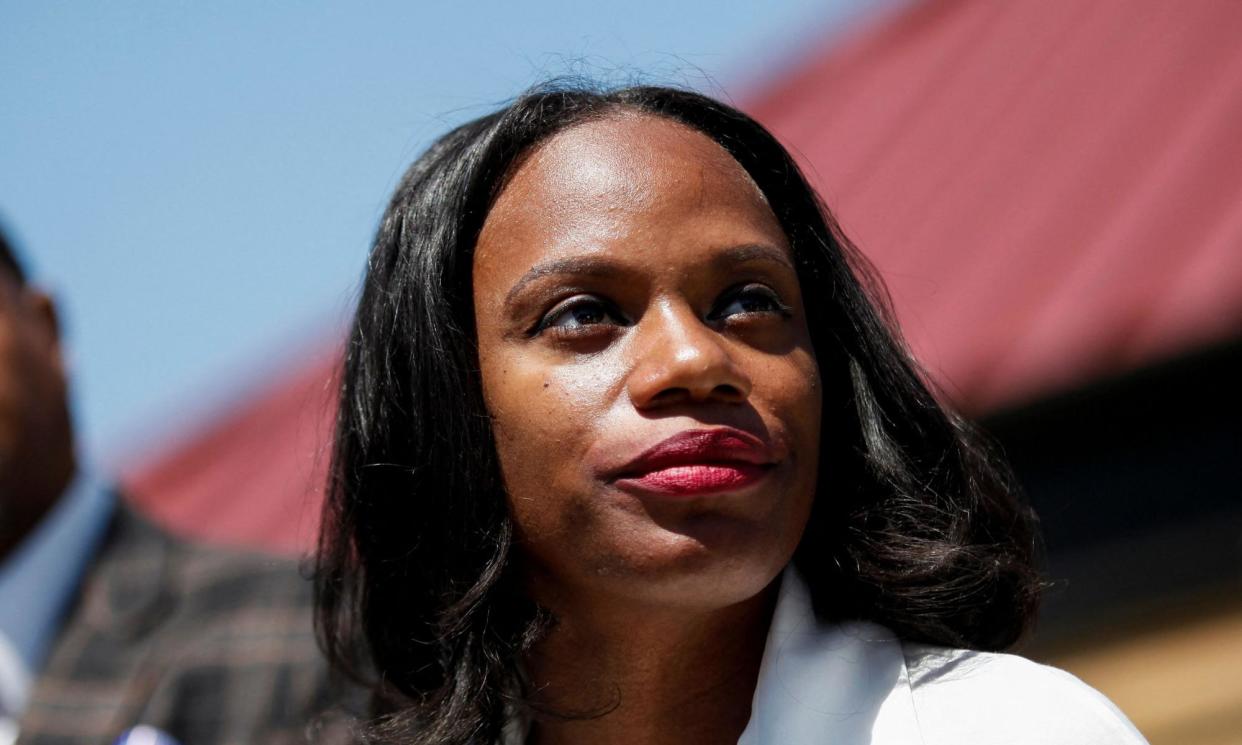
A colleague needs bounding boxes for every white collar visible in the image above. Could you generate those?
[740,569,921,744]
[0,469,115,715]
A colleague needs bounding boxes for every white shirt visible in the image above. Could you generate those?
[738,569,1148,744]
[0,470,115,743]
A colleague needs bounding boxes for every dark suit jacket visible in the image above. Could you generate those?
[16,500,353,745]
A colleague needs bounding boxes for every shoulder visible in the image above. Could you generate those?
[30,501,348,745]
[137,511,319,658]
[174,531,315,609]
[107,500,314,608]
[116,507,356,742]
[900,641,1148,745]
[97,501,322,671]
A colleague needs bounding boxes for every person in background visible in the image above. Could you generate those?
[0,223,344,745]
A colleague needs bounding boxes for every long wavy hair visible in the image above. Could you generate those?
[316,82,1043,745]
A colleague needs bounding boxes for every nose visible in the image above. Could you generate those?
[627,303,752,410]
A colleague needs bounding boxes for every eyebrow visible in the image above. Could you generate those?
[719,243,796,271]
[502,243,795,306]
[503,257,629,306]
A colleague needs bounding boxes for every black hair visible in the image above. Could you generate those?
[316,82,1043,745]
[0,221,27,285]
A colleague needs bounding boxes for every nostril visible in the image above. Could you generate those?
[650,387,691,406]
[641,383,744,409]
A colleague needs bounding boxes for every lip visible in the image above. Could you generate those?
[606,428,777,497]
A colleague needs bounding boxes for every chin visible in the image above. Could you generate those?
[592,524,794,611]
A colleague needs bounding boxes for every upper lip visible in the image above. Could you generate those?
[607,428,777,480]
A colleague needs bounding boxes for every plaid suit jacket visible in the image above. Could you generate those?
[16,500,354,745]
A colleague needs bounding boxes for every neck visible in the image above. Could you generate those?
[524,586,776,745]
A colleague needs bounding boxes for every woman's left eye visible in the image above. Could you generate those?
[708,284,791,321]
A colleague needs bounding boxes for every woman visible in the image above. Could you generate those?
[316,83,1146,745]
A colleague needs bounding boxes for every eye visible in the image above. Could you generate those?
[708,283,792,321]
[533,295,627,336]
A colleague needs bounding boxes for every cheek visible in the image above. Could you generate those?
[480,347,626,539]
[0,338,48,445]
[758,346,822,450]
[793,352,823,450]
[753,345,822,536]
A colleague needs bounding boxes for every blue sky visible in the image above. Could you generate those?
[0,1,881,465]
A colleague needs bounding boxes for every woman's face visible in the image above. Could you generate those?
[473,113,821,613]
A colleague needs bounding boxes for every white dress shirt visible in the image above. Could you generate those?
[738,569,1148,744]
[0,470,115,744]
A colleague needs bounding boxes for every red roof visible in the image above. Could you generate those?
[124,0,1242,554]
[746,0,1242,412]
[126,347,340,555]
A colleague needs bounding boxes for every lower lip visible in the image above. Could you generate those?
[616,463,771,496]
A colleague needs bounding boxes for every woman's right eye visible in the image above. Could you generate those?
[533,296,625,336]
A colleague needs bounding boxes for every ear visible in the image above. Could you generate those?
[25,289,66,374]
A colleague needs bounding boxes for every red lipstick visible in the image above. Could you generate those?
[609,428,775,496]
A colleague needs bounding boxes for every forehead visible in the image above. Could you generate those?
[474,113,785,282]
[502,113,763,210]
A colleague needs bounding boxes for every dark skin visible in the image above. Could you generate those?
[473,114,822,745]
[0,267,75,560]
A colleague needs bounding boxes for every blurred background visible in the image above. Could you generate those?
[3,1,1239,742]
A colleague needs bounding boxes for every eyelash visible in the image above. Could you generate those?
[708,284,793,321]
[531,296,628,337]
[530,284,791,338]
